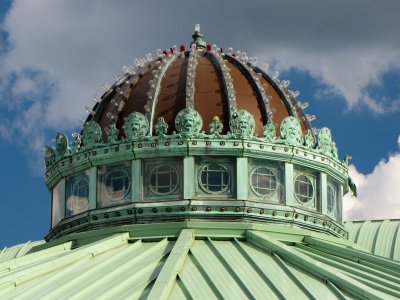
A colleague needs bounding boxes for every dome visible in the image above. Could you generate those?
[44,25,351,242]
[86,31,313,141]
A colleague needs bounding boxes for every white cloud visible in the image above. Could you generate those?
[344,154,400,220]
[0,0,399,173]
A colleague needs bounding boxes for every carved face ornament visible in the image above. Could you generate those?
[56,133,68,154]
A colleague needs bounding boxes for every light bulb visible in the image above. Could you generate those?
[306,114,316,122]
[262,63,269,72]
[301,102,309,109]
[195,24,200,32]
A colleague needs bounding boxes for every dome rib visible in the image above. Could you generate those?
[148,54,179,135]
[225,55,272,127]
[253,65,314,137]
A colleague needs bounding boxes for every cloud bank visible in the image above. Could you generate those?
[0,0,399,175]
[344,153,400,220]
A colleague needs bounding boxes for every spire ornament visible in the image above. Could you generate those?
[154,117,168,137]
[209,116,223,137]
[304,130,315,150]
[108,124,119,144]
[317,127,333,156]
[190,24,206,54]
[262,121,276,142]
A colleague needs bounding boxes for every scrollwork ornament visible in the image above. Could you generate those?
[230,109,255,139]
[304,130,315,150]
[82,121,103,148]
[209,116,223,137]
[262,121,276,142]
[124,112,149,141]
[174,108,203,137]
[108,124,119,144]
[317,127,333,156]
[280,116,302,146]
[44,146,55,166]
[55,132,69,158]
[154,117,168,137]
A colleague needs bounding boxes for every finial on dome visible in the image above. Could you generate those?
[191,24,206,54]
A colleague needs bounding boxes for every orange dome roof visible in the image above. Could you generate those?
[86,31,313,141]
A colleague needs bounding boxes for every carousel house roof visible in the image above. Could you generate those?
[1,25,399,299]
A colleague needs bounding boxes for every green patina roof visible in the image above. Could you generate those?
[345,219,400,262]
[1,222,399,299]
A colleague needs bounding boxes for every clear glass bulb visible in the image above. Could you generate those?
[195,24,201,32]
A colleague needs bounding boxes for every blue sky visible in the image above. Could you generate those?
[0,0,399,248]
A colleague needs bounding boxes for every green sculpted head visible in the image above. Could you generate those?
[55,132,69,157]
[44,146,55,166]
[175,108,203,136]
[124,112,149,140]
[280,116,302,146]
[230,109,255,138]
[82,121,103,148]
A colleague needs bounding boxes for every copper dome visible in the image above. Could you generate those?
[86,30,313,141]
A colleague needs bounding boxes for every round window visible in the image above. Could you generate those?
[250,167,277,197]
[294,175,314,204]
[327,184,336,214]
[104,169,131,201]
[200,163,230,193]
[149,165,179,195]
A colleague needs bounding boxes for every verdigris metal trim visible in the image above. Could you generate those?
[147,229,194,300]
